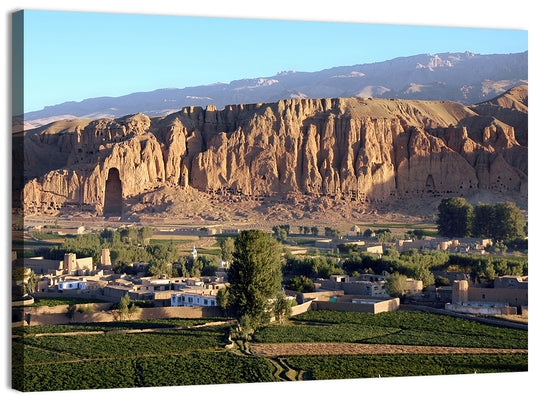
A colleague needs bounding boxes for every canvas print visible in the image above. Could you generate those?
[11,9,528,393]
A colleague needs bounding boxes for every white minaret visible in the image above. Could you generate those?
[191,244,197,260]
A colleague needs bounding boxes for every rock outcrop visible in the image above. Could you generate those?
[21,87,528,217]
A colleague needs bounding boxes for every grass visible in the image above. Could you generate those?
[25,297,110,307]
[13,352,277,391]
[254,323,400,343]
[14,317,232,335]
[283,353,528,380]
[273,310,528,349]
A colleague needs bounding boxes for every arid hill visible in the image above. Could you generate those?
[20,86,528,221]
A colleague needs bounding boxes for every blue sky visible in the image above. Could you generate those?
[21,9,528,113]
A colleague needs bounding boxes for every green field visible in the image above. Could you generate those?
[273,310,527,349]
[12,310,528,391]
[283,353,528,380]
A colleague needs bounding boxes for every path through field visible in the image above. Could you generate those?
[250,342,528,356]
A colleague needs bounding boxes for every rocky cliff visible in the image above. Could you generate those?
[21,86,528,218]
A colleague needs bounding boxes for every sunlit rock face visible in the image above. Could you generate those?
[21,86,528,216]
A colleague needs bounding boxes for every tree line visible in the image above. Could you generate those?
[32,227,220,278]
[437,198,526,240]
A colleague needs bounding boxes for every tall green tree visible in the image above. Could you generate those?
[139,226,153,245]
[473,202,525,241]
[472,203,496,238]
[492,202,526,241]
[437,197,474,237]
[227,230,283,329]
[216,286,230,311]
[219,237,235,264]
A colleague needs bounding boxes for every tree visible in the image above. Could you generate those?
[218,237,235,264]
[25,269,38,294]
[412,265,435,288]
[384,272,409,298]
[286,275,315,293]
[384,247,400,258]
[227,230,283,329]
[492,202,526,241]
[272,225,288,241]
[272,291,293,324]
[117,294,137,321]
[437,197,473,237]
[375,229,393,242]
[472,203,495,238]
[216,287,230,314]
[66,302,77,321]
[435,276,450,287]
[473,202,525,241]
[310,226,319,236]
[406,229,426,240]
[149,258,172,277]
[363,228,373,237]
[139,226,153,245]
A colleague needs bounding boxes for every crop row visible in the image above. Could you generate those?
[19,326,228,361]
[254,323,400,343]
[362,328,527,349]
[14,317,231,335]
[292,310,527,341]
[283,353,529,380]
[13,352,276,392]
[12,339,80,366]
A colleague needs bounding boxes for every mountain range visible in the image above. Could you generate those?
[22,51,528,129]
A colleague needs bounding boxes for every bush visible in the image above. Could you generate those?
[286,275,315,293]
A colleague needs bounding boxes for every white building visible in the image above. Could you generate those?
[58,280,87,291]
[170,292,217,307]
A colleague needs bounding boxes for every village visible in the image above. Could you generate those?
[14,221,528,327]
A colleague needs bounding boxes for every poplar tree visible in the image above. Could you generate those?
[227,230,282,328]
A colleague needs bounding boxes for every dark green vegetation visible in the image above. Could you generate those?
[284,353,528,380]
[286,275,316,293]
[27,226,219,278]
[13,310,527,391]
[225,230,284,329]
[13,317,229,335]
[284,248,527,287]
[14,352,276,391]
[256,310,527,349]
[437,198,526,240]
[13,321,278,391]
[254,323,401,343]
[19,326,227,359]
[25,297,108,307]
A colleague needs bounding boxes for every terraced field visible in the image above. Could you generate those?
[13,310,528,391]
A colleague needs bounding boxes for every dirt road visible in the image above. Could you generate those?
[250,342,528,356]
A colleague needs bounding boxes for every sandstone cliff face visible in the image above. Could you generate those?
[21,89,528,216]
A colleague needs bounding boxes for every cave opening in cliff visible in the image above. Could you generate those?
[425,174,436,191]
[103,168,123,217]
